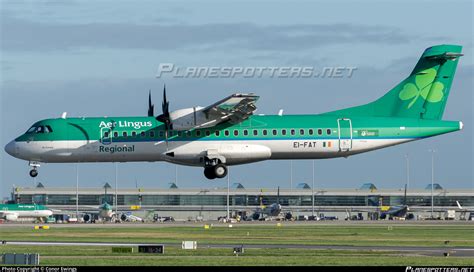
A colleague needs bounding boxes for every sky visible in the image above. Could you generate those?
[0,0,473,197]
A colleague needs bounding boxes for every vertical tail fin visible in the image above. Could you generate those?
[325,45,463,120]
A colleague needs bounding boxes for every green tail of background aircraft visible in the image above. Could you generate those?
[4,45,464,180]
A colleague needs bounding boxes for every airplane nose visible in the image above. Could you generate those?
[4,141,16,156]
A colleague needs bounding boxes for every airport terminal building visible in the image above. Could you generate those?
[10,183,474,220]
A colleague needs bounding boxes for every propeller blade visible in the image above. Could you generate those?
[148,90,154,117]
[156,85,171,127]
[162,84,169,118]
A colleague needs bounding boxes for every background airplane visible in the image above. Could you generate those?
[82,200,117,223]
[251,187,292,221]
[4,45,464,180]
[380,184,410,220]
[0,203,53,222]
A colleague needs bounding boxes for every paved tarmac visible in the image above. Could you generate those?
[3,240,473,257]
[2,220,474,228]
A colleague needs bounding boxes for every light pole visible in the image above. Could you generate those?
[428,149,436,218]
[405,154,410,190]
[312,160,315,217]
[76,164,79,219]
[226,168,230,221]
[114,163,118,215]
[290,160,293,190]
[175,165,178,187]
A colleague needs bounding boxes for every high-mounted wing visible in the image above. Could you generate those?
[201,93,259,126]
[161,92,260,131]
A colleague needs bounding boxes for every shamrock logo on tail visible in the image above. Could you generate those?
[399,68,444,108]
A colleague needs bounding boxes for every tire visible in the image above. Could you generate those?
[214,164,227,178]
[204,167,216,179]
[29,169,38,178]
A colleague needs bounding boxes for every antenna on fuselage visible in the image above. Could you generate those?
[278,109,284,116]
[61,112,68,119]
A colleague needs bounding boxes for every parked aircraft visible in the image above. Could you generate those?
[0,204,53,222]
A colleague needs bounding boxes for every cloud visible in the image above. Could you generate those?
[1,15,434,52]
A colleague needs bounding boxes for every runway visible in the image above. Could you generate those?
[4,240,474,257]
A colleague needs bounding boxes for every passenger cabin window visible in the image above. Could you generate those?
[234,130,239,136]
[253,130,258,136]
[177,131,182,137]
[224,130,229,136]
[150,131,155,138]
[290,129,295,135]
[309,129,314,135]
[326,129,332,135]
[132,131,137,137]
[186,131,192,137]
[299,129,305,135]
[196,130,201,137]
[159,131,164,137]
[104,132,109,138]
[272,129,277,136]
[140,131,146,137]
[317,129,322,135]
[243,130,248,136]
[263,130,268,136]
[122,132,127,137]
[215,130,220,136]
[281,129,287,136]
[205,130,211,136]
[113,132,118,137]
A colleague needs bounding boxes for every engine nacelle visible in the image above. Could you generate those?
[83,214,92,222]
[170,106,215,130]
[5,213,19,221]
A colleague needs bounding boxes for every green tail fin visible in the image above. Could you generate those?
[325,45,463,120]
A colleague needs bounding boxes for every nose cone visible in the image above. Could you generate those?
[4,141,16,157]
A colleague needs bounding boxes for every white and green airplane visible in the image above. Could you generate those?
[4,45,464,180]
[0,204,53,221]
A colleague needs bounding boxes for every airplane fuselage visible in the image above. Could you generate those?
[5,114,462,167]
[0,204,53,221]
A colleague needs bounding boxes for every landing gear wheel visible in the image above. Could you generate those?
[204,167,216,179]
[29,169,38,178]
[214,164,227,178]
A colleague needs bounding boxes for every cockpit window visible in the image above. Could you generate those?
[26,126,37,133]
[26,125,53,134]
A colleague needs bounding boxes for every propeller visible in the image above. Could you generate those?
[147,90,154,117]
[155,85,172,147]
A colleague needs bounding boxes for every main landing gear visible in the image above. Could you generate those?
[29,162,40,178]
[203,164,228,180]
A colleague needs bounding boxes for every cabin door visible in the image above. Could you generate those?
[337,118,352,151]
[100,127,112,145]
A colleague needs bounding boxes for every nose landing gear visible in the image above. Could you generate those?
[29,162,40,178]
